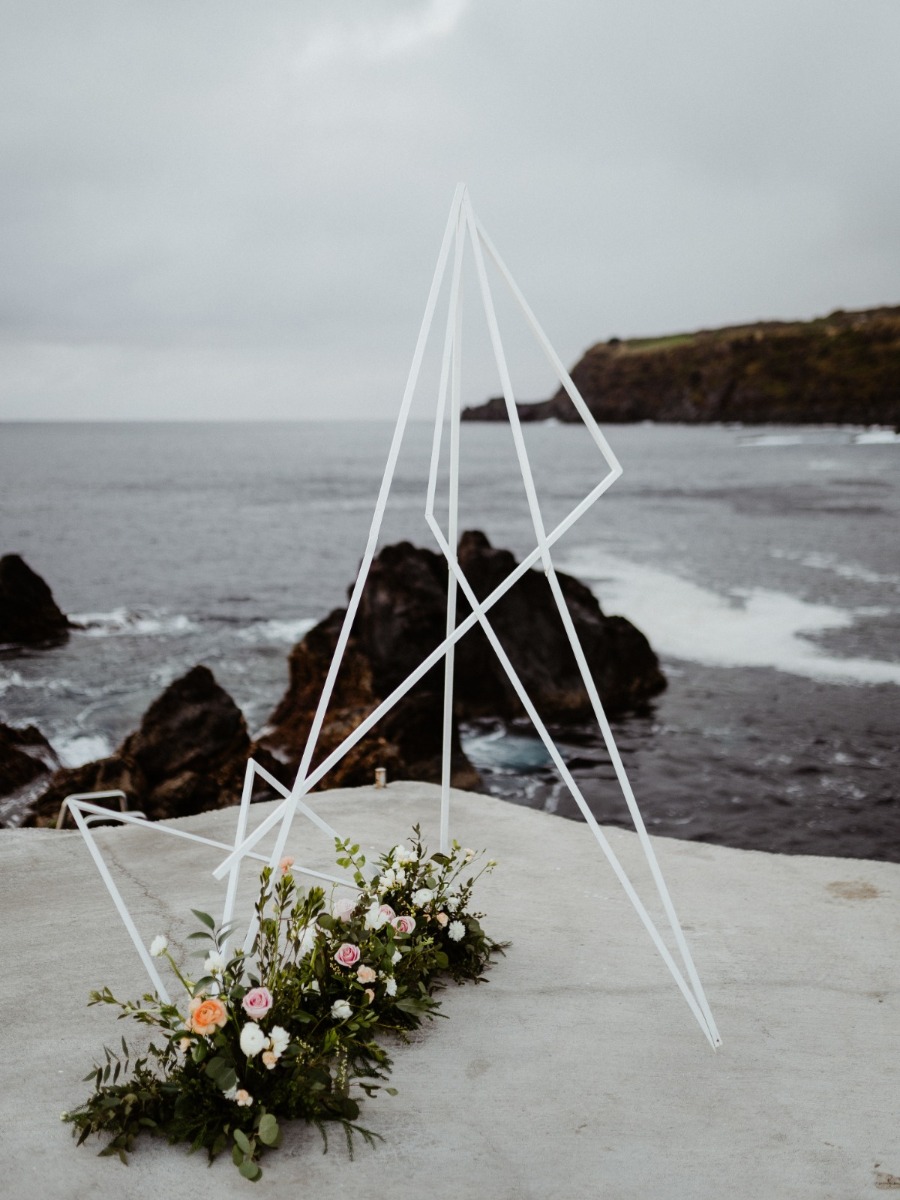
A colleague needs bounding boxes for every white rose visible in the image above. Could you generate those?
[384,977,397,997]
[412,888,434,907]
[330,999,352,1021]
[364,901,388,930]
[204,950,225,975]
[332,897,356,922]
[149,935,168,958]
[268,1025,290,1056]
[448,921,465,942]
[239,1023,268,1058]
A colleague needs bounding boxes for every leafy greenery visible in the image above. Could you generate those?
[63,829,504,1180]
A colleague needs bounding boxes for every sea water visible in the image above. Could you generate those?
[1,420,897,859]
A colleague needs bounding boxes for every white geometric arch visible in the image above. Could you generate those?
[212,184,720,1048]
[71,185,720,1047]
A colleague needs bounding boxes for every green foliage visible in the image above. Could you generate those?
[65,828,505,1181]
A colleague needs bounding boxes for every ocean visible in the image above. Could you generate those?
[1,420,898,860]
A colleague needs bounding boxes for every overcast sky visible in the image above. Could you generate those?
[2,0,898,421]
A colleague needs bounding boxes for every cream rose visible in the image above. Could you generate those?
[357,964,377,985]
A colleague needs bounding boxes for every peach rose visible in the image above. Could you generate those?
[357,964,377,984]
[364,988,375,1004]
[187,995,228,1036]
[435,912,449,927]
[334,942,361,968]
[262,1050,278,1070]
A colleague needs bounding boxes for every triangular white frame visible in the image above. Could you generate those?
[69,185,720,1047]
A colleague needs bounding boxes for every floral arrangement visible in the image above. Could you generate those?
[63,828,503,1181]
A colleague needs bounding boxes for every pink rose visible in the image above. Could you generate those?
[379,904,396,920]
[391,914,416,935]
[334,942,361,968]
[242,986,273,1020]
[357,964,377,984]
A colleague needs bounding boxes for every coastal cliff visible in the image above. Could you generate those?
[462,306,900,425]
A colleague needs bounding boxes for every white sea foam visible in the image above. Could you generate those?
[0,669,25,696]
[55,733,112,767]
[70,609,198,637]
[238,618,316,644]
[854,429,900,445]
[558,547,900,686]
[770,548,900,589]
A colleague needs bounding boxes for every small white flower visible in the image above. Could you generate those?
[379,868,396,890]
[448,920,465,942]
[391,950,402,965]
[364,901,388,930]
[222,1084,238,1101]
[269,1025,290,1056]
[384,976,397,998]
[308,980,320,994]
[391,845,414,865]
[234,1089,253,1107]
[412,888,434,908]
[149,935,168,958]
[239,1023,268,1058]
[394,867,407,885]
[463,848,475,862]
[330,998,352,1021]
[204,950,225,975]
[487,858,497,868]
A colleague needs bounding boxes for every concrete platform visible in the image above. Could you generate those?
[1,782,897,1199]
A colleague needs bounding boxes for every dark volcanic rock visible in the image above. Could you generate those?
[0,722,57,796]
[0,555,71,647]
[24,665,261,827]
[261,606,478,793]
[261,533,665,789]
[462,306,900,426]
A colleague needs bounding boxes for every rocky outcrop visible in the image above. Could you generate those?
[0,721,57,797]
[24,665,263,827]
[462,306,900,426]
[260,533,665,790]
[0,555,71,646]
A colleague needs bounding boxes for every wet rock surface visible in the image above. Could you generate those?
[24,665,261,826]
[260,532,665,790]
[0,554,71,647]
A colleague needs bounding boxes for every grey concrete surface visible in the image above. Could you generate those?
[1,782,897,1199]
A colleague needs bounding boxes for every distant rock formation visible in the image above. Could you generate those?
[0,555,71,646]
[23,665,262,827]
[260,532,665,790]
[462,306,900,426]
